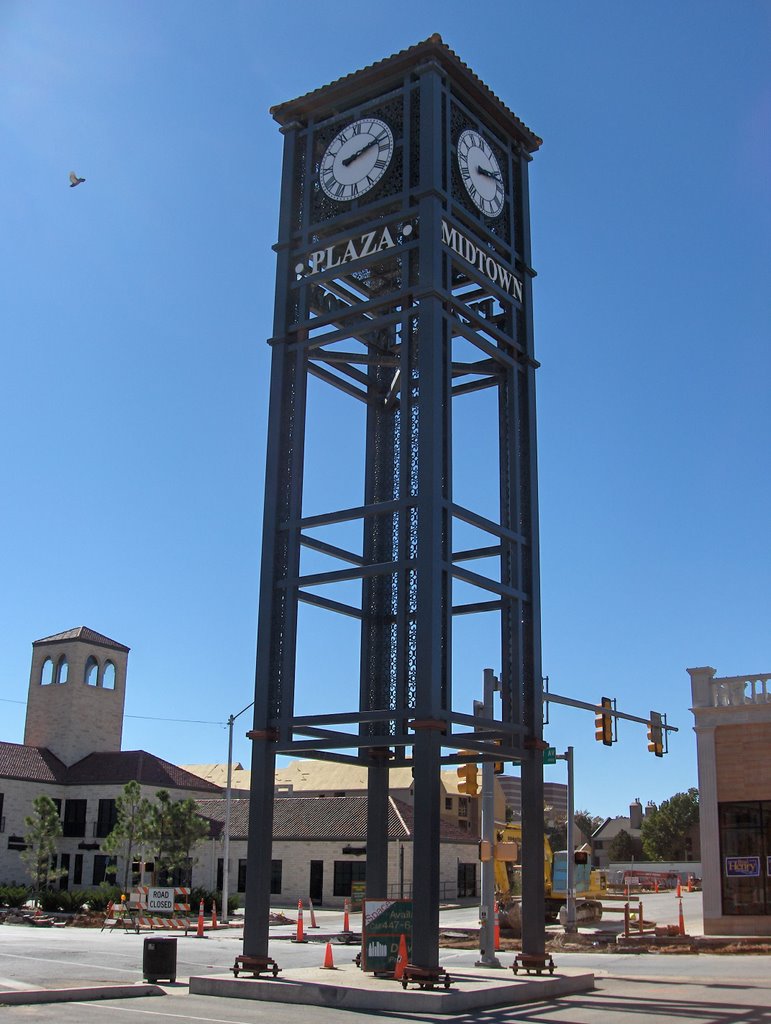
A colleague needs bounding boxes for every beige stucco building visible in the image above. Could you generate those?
[2,628,482,901]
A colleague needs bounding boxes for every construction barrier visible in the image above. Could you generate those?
[121,887,194,934]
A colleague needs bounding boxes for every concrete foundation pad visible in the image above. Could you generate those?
[190,963,595,1014]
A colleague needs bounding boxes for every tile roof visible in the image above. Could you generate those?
[197,794,478,844]
[0,744,222,792]
[0,741,67,783]
[64,751,222,791]
[270,34,542,153]
[33,627,130,652]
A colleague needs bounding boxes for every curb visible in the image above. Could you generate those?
[0,983,166,1006]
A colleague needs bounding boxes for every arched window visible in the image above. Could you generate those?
[85,656,99,686]
[102,661,116,690]
[56,656,68,684]
[40,658,54,685]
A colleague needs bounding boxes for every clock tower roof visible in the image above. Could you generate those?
[270,34,542,153]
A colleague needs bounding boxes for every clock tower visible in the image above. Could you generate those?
[244,35,545,976]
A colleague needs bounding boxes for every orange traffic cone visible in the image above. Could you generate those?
[676,879,681,898]
[654,880,659,893]
[309,897,318,928]
[687,876,693,893]
[343,897,351,933]
[493,900,500,951]
[678,898,685,936]
[294,899,306,943]
[394,933,408,981]
[321,941,336,969]
[196,898,205,938]
[211,899,218,930]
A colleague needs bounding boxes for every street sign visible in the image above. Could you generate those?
[361,899,412,973]
[543,746,557,765]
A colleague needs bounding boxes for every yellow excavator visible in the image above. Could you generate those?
[492,823,606,928]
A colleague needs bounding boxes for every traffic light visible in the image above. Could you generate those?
[595,696,613,745]
[647,711,664,757]
[457,758,479,795]
[493,738,504,775]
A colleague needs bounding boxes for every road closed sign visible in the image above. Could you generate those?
[147,887,175,912]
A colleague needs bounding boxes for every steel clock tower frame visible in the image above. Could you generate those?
[243,35,546,975]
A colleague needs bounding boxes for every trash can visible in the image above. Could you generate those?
[143,936,177,983]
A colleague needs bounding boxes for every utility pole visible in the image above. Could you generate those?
[221,700,254,925]
[557,746,576,933]
[476,668,501,968]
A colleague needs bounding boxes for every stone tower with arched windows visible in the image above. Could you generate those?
[23,627,130,765]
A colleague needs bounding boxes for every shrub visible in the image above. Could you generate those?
[187,887,238,916]
[0,885,31,908]
[36,889,63,912]
[83,884,123,912]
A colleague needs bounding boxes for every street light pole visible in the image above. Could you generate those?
[221,700,254,926]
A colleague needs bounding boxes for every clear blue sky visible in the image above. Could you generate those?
[1,1,768,819]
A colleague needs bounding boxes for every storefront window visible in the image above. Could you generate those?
[719,801,771,915]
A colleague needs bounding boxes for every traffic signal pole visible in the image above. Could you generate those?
[477,668,501,968]
[556,746,576,933]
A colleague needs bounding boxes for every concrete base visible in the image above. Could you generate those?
[0,984,165,1007]
[190,963,594,1015]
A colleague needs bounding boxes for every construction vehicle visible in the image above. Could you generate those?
[492,824,606,929]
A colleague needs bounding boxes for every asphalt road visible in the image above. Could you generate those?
[2,895,769,1023]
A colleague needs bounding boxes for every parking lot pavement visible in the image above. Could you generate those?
[2,967,771,1024]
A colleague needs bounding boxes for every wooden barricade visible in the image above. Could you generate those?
[123,886,194,933]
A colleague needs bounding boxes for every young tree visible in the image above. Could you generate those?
[146,790,209,885]
[641,788,699,861]
[574,810,603,842]
[21,795,63,893]
[102,781,152,891]
[608,828,635,862]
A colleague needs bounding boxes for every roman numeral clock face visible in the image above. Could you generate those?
[457,129,505,218]
[320,118,394,202]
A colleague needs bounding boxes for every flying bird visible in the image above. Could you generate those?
[69,172,86,187]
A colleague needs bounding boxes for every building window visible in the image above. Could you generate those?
[457,862,477,898]
[103,661,116,689]
[56,656,68,684]
[445,797,453,811]
[236,859,282,894]
[458,797,469,818]
[271,860,283,895]
[719,801,771,916]
[62,799,87,837]
[73,854,83,885]
[96,799,117,838]
[85,656,99,686]
[333,860,366,897]
[92,855,116,885]
[40,659,54,685]
[59,853,70,891]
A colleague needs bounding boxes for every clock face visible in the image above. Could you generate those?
[457,129,505,218]
[320,118,394,202]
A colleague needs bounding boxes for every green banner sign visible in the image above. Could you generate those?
[361,899,412,974]
[543,746,557,765]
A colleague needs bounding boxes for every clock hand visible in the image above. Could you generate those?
[341,134,386,167]
[476,165,502,180]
